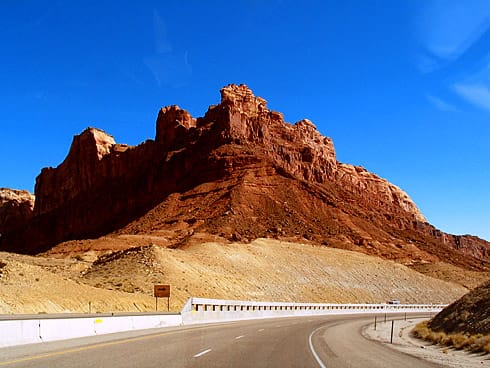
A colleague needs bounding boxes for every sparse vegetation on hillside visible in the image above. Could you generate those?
[413,321,490,354]
[412,279,490,356]
[429,279,490,336]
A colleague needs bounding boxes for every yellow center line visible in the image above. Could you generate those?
[0,321,249,366]
[0,331,173,366]
[0,319,273,366]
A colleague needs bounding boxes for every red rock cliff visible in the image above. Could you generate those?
[1,84,488,268]
[0,188,34,237]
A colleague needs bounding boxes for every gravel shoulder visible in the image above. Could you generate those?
[363,317,490,367]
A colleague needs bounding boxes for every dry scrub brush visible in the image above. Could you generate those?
[413,321,490,354]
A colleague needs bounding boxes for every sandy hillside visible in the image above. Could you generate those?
[409,262,490,290]
[0,238,473,314]
[0,254,154,314]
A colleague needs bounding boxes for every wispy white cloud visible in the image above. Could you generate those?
[426,94,459,112]
[416,1,490,112]
[152,10,172,54]
[417,0,490,61]
[144,10,192,88]
[453,83,490,111]
[144,52,192,88]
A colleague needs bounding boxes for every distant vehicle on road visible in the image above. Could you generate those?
[387,299,400,305]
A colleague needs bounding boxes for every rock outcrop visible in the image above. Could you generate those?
[1,84,489,270]
[0,188,34,238]
[35,128,118,216]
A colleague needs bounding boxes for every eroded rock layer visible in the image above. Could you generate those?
[1,85,489,270]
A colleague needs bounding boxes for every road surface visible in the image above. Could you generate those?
[0,314,441,367]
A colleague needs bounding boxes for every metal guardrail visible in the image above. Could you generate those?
[182,297,446,313]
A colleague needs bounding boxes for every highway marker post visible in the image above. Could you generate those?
[390,320,394,344]
[154,284,171,311]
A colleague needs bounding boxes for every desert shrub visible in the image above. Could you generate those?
[412,322,490,355]
[484,340,490,354]
[429,331,448,344]
[448,333,469,349]
[474,336,490,353]
[413,321,431,339]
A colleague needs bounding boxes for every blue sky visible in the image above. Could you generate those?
[1,1,489,240]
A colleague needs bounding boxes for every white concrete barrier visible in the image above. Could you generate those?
[40,317,98,342]
[94,314,182,335]
[0,299,445,348]
[0,320,41,347]
[131,314,182,330]
[0,314,182,348]
[93,316,133,336]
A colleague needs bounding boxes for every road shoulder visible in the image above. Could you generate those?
[362,317,489,367]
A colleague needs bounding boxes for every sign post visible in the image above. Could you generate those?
[154,284,171,311]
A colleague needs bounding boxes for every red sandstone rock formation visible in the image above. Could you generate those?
[0,188,34,238]
[1,84,489,270]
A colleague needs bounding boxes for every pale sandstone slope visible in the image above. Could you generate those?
[0,239,470,314]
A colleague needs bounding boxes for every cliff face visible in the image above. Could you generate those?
[153,85,422,221]
[1,84,488,269]
[35,128,118,216]
[0,188,34,237]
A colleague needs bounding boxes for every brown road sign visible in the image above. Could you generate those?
[154,284,170,298]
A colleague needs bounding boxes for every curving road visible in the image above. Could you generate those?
[0,314,441,367]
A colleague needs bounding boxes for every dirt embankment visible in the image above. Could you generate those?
[0,238,472,314]
[429,279,490,335]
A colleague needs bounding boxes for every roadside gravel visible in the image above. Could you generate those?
[363,317,490,367]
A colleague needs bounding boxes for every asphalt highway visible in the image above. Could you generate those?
[0,314,441,367]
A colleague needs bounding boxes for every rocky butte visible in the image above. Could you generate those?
[1,84,489,271]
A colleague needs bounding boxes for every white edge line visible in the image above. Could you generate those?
[308,326,327,368]
[193,348,212,358]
